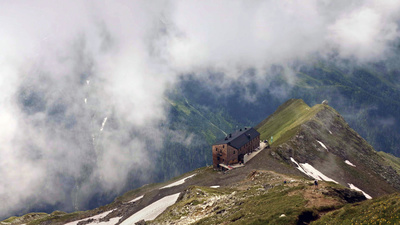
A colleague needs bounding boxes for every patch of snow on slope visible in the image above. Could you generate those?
[290,157,307,174]
[160,174,197,189]
[120,193,181,225]
[345,160,356,167]
[210,185,220,188]
[100,117,107,132]
[317,141,328,151]
[129,195,144,203]
[348,183,372,199]
[64,210,114,225]
[290,158,338,183]
[329,130,332,134]
[300,163,338,183]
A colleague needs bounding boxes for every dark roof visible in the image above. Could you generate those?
[214,127,260,149]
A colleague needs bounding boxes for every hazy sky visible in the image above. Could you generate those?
[1,0,400,217]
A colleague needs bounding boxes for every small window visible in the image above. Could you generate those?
[223,145,225,148]
[233,151,236,154]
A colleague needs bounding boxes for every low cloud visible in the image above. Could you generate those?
[1,0,400,218]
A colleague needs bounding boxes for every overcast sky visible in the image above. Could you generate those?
[1,0,400,217]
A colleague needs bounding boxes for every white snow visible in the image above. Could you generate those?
[84,98,87,104]
[348,183,372,199]
[317,141,328,151]
[100,117,108,132]
[210,185,220,188]
[64,210,115,225]
[120,192,180,225]
[290,157,307,174]
[344,160,356,167]
[86,80,90,85]
[160,174,196,189]
[290,157,338,184]
[329,130,332,134]
[129,195,144,203]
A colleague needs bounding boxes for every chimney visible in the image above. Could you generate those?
[240,128,242,131]
[245,127,247,130]
[225,137,228,140]
[229,133,232,138]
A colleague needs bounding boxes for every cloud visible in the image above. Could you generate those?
[328,1,400,60]
[1,0,400,218]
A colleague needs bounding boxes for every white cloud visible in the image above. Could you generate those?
[328,3,400,60]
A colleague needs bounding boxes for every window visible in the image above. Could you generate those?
[233,151,236,154]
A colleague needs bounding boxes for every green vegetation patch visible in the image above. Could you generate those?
[378,151,400,174]
[256,99,324,146]
[313,193,400,225]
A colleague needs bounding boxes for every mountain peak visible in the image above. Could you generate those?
[257,99,400,198]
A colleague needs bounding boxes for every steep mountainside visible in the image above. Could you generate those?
[257,99,400,197]
[3,99,400,225]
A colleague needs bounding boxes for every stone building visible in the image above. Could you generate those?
[212,127,260,169]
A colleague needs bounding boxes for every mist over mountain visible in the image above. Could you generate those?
[1,0,400,219]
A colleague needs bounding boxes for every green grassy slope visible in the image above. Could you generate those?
[378,151,400,174]
[255,99,324,146]
[313,193,400,225]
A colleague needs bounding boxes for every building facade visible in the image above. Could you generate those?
[212,127,260,169]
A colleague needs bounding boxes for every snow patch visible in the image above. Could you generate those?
[120,193,181,225]
[86,80,90,85]
[65,210,115,225]
[210,185,220,188]
[290,157,307,174]
[317,141,328,151]
[160,174,196,189]
[84,98,87,104]
[348,183,372,199]
[290,157,338,184]
[345,160,356,167]
[129,195,144,203]
[100,117,107,132]
[329,130,332,134]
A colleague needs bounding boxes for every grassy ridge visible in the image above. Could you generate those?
[255,99,324,146]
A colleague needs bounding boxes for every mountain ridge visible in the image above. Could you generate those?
[3,99,400,225]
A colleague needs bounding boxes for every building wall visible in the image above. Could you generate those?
[212,144,228,169]
[237,135,260,156]
[212,134,261,169]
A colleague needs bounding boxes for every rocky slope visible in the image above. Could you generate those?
[256,99,400,198]
[2,99,400,225]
